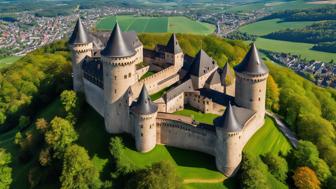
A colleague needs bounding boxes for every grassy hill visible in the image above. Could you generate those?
[238,18,336,62]
[96,15,215,35]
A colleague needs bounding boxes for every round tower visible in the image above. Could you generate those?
[234,43,269,120]
[131,85,158,152]
[101,23,137,133]
[214,103,242,176]
[69,18,93,92]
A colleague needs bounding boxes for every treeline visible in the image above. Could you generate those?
[313,42,336,53]
[226,31,257,41]
[0,40,72,132]
[264,62,336,188]
[265,6,336,21]
[265,21,336,53]
[139,33,248,67]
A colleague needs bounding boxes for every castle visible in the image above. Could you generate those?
[69,18,269,176]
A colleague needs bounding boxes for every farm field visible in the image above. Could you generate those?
[0,56,21,69]
[255,38,336,62]
[96,15,215,34]
[239,18,315,36]
[227,0,328,12]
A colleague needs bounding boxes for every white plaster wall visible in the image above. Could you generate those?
[166,93,184,113]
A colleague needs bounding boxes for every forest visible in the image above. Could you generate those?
[265,21,336,53]
[265,6,336,21]
[0,34,336,188]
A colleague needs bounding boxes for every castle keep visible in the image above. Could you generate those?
[69,18,269,176]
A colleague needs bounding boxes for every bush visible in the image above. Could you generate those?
[262,153,288,183]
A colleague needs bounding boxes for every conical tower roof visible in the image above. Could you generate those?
[131,85,158,115]
[101,22,136,57]
[166,33,182,54]
[69,18,89,45]
[234,43,268,75]
[214,103,241,132]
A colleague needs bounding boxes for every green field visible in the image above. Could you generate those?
[227,0,328,12]
[255,37,336,62]
[238,18,336,62]
[174,105,220,125]
[239,18,315,36]
[0,56,21,69]
[96,15,215,34]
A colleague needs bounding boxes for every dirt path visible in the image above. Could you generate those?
[183,177,225,184]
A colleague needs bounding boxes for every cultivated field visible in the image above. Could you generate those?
[239,18,315,36]
[255,38,336,62]
[96,15,215,34]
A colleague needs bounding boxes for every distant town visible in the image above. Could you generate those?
[0,4,334,89]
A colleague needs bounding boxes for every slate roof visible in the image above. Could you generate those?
[198,88,234,106]
[81,56,103,88]
[165,79,194,101]
[206,70,221,85]
[220,63,235,86]
[101,22,136,57]
[166,33,182,54]
[69,18,89,45]
[214,103,241,132]
[189,49,217,77]
[234,43,268,75]
[131,85,158,115]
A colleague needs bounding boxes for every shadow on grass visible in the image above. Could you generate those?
[166,146,218,171]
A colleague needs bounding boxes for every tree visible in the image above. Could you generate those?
[18,115,30,129]
[35,118,49,134]
[45,117,78,157]
[14,132,23,146]
[289,140,331,183]
[60,90,83,125]
[126,161,182,189]
[266,75,280,112]
[240,154,270,189]
[60,144,102,189]
[0,148,12,189]
[109,137,136,175]
[292,167,320,189]
[262,153,288,183]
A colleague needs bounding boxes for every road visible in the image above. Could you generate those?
[266,111,298,148]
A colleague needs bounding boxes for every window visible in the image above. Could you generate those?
[115,89,117,94]
[141,133,143,137]
[258,97,261,101]
[114,75,117,80]
[129,73,131,77]
[124,75,127,79]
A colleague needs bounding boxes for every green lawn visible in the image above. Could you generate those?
[239,18,315,36]
[174,105,220,125]
[255,37,336,62]
[96,15,215,34]
[140,71,155,80]
[150,87,170,101]
[0,56,22,69]
[244,117,292,156]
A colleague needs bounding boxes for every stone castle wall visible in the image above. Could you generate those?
[156,118,216,155]
[83,79,104,116]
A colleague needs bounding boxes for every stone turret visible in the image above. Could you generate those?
[131,85,158,152]
[69,18,93,92]
[234,43,268,122]
[101,22,137,133]
[214,103,243,176]
[165,33,184,68]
